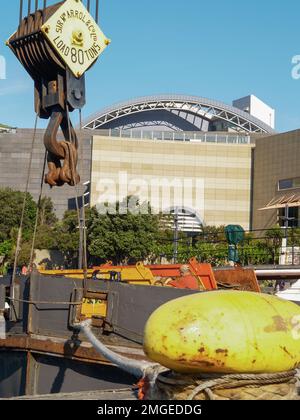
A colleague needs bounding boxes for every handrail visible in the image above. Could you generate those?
[93,129,252,145]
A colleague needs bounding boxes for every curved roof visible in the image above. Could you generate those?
[83,94,275,134]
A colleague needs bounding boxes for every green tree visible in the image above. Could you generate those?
[55,210,80,266]
[34,224,58,250]
[87,197,160,265]
[0,240,13,257]
[0,188,58,266]
[0,188,36,243]
[265,226,284,265]
[38,197,58,226]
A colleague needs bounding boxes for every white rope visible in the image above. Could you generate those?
[78,320,164,379]
[0,313,6,340]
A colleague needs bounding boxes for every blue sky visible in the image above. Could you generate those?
[0,0,300,132]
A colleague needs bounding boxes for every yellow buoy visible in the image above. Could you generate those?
[143,291,300,374]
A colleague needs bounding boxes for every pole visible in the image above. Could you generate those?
[280,205,289,265]
[292,227,295,266]
[95,0,99,23]
[78,206,84,270]
[173,208,179,264]
[28,0,31,17]
[19,0,24,24]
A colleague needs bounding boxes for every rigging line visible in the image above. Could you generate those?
[65,103,83,273]
[8,297,82,306]
[95,0,99,23]
[29,149,48,270]
[11,113,39,297]
[79,108,88,291]
[65,103,81,224]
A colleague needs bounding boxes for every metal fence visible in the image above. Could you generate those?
[95,129,252,145]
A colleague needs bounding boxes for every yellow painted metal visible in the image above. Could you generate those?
[39,262,155,285]
[39,263,156,320]
[144,291,300,374]
[41,0,110,78]
[39,263,156,318]
[39,269,94,279]
[81,298,107,318]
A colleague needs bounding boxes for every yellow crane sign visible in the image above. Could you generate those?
[41,0,111,78]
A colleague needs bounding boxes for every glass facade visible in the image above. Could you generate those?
[108,129,251,145]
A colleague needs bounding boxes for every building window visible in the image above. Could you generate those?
[278,178,300,191]
[278,207,299,228]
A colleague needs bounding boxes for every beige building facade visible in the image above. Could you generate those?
[1,127,299,232]
[91,134,254,229]
[252,129,300,231]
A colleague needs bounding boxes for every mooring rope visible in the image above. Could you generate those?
[156,370,298,400]
[0,313,6,340]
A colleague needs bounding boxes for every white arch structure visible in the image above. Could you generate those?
[165,206,205,234]
[83,94,275,134]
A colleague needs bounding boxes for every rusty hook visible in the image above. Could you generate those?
[44,111,80,187]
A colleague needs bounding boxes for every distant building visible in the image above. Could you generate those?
[90,131,256,231]
[0,129,92,219]
[233,95,275,130]
[84,94,274,134]
[252,129,300,230]
[85,94,273,232]
[3,93,296,235]
[0,124,16,134]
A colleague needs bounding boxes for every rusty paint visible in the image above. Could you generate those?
[91,317,104,328]
[44,112,80,187]
[280,346,294,359]
[214,267,261,293]
[0,335,147,367]
[39,259,259,293]
[264,316,289,333]
[196,361,216,368]
[215,349,229,354]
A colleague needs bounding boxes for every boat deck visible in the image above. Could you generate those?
[2,388,138,400]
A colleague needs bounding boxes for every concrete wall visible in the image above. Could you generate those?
[252,129,300,230]
[0,128,92,219]
[91,135,254,229]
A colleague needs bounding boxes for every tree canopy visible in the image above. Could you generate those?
[0,188,292,271]
[0,189,58,270]
[87,198,160,265]
[0,188,36,243]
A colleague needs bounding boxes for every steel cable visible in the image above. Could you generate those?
[29,149,47,269]
[11,114,39,297]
